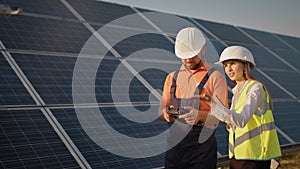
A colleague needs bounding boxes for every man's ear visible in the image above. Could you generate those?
[200,45,206,56]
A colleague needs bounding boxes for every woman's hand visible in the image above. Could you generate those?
[199,94,217,109]
[226,123,231,132]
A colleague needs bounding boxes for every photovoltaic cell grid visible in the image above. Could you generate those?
[194,19,259,46]
[66,0,136,30]
[50,107,166,169]
[241,27,292,50]
[277,34,300,51]
[11,53,77,105]
[0,0,300,168]
[0,15,91,53]
[0,54,35,106]
[0,109,80,169]
[0,0,77,19]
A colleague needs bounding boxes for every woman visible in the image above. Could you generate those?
[203,46,281,169]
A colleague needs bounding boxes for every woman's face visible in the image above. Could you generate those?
[223,60,245,81]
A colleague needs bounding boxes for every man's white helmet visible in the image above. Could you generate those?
[216,46,256,69]
[175,27,206,59]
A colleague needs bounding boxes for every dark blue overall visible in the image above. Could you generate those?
[165,69,217,169]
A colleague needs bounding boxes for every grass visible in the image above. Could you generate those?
[278,150,300,169]
[217,150,300,169]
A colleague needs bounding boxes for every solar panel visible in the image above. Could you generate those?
[0,54,35,106]
[194,19,259,46]
[245,45,295,70]
[240,27,292,50]
[274,102,300,143]
[0,15,91,53]
[1,0,300,168]
[0,0,77,19]
[10,53,77,105]
[263,71,300,98]
[0,109,81,169]
[66,0,136,30]
[272,49,300,70]
[50,107,167,169]
[251,70,292,98]
[276,34,300,51]
[215,123,229,155]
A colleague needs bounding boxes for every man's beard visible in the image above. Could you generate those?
[186,60,202,70]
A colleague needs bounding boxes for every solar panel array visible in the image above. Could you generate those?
[1,0,300,168]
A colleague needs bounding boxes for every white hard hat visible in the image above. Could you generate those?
[175,27,206,59]
[216,46,256,69]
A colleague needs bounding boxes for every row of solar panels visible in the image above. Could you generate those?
[1,0,300,168]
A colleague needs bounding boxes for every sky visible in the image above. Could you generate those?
[100,0,300,38]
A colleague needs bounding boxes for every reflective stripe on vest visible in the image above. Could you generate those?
[234,121,275,147]
[228,80,281,160]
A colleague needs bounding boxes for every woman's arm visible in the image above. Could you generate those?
[211,83,264,128]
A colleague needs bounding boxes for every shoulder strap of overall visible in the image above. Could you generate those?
[170,70,179,97]
[170,67,216,96]
[194,67,216,95]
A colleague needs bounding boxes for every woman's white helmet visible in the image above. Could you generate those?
[216,46,256,69]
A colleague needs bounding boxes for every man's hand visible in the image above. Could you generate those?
[162,107,176,122]
[178,106,198,125]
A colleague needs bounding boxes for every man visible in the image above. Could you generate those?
[158,27,228,169]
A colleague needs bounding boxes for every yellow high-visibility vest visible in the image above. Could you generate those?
[228,80,281,160]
